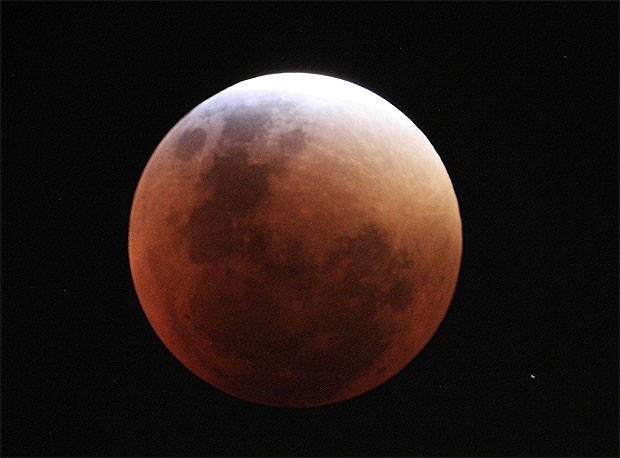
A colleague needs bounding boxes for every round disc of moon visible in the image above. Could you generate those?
[128,73,462,408]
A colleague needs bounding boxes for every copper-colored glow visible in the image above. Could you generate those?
[128,73,462,408]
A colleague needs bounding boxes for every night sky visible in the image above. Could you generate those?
[2,2,618,457]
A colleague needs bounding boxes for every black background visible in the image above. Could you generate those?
[2,2,618,457]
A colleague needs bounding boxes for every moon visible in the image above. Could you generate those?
[128,73,462,408]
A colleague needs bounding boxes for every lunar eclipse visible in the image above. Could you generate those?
[128,73,462,408]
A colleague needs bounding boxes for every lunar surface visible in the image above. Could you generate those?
[128,73,462,408]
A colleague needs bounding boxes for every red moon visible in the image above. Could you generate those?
[128,73,462,408]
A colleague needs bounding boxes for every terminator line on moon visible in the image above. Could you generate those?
[128,73,462,408]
